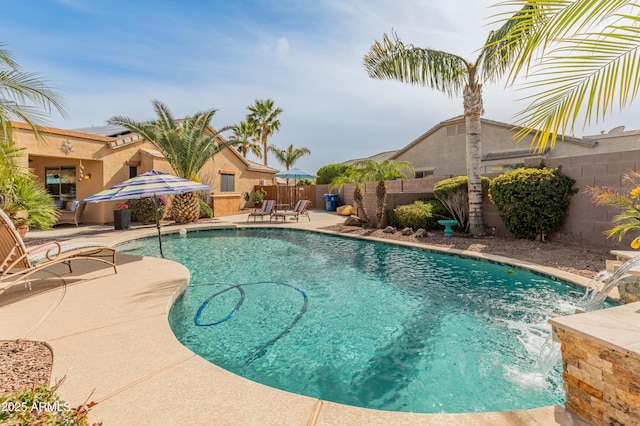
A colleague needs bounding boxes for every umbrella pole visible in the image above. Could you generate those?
[154,194,164,258]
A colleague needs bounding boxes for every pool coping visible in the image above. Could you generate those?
[0,211,591,425]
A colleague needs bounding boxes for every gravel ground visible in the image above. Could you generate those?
[322,224,614,279]
[3,223,614,397]
[0,340,52,395]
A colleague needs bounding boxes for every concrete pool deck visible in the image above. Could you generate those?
[0,209,590,425]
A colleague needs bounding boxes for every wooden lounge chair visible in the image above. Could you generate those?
[247,199,275,222]
[271,200,311,222]
[0,208,117,294]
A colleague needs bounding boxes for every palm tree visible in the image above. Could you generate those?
[363,7,534,236]
[268,144,311,170]
[0,43,69,137]
[354,159,414,228]
[230,120,262,159]
[329,166,371,225]
[491,0,640,152]
[247,99,283,166]
[108,100,232,223]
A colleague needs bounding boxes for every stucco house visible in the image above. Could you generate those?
[10,122,278,224]
[348,116,640,177]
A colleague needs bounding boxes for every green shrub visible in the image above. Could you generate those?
[434,176,490,233]
[489,167,577,239]
[128,196,167,224]
[199,198,213,218]
[387,199,452,229]
[0,380,97,425]
[316,163,350,185]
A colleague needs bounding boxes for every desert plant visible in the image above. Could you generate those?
[388,199,452,230]
[363,4,536,236]
[108,100,231,223]
[586,171,640,247]
[246,98,282,166]
[198,198,213,219]
[434,176,490,233]
[354,159,415,228]
[251,188,267,205]
[329,166,371,225]
[316,163,350,185]
[268,143,311,170]
[128,196,167,224]
[0,138,58,229]
[489,167,577,240]
[0,379,99,425]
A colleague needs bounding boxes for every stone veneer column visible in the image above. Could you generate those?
[549,302,640,425]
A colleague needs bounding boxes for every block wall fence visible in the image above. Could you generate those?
[317,150,640,248]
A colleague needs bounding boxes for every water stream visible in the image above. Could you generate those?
[521,255,640,385]
[584,255,640,311]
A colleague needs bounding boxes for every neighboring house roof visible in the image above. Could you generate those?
[343,150,399,164]
[391,116,594,161]
[226,145,279,174]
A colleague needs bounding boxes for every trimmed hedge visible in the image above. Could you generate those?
[434,175,490,232]
[316,163,350,185]
[489,167,577,239]
[387,199,452,230]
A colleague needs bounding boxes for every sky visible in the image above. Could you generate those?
[3,0,640,174]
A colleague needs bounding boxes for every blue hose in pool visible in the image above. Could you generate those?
[193,281,308,364]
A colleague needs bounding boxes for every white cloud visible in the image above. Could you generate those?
[6,0,639,174]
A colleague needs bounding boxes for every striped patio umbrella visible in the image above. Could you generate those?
[81,170,212,257]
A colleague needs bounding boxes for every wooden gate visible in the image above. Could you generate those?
[255,185,316,208]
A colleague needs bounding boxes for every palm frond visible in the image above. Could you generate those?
[363,33,470,96]
[511,21,640,151]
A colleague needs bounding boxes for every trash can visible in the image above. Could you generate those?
[113,209,131,230]
[323,194,338,211]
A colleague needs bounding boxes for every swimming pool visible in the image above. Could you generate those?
[118,228,601,414]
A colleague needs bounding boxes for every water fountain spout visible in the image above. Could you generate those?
[584,255,640,311]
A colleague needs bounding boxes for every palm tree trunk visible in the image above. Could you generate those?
[464,83,485,237]
[262,122,268,166]
[375,180,386,228]
[353,186,370,224]
[171,192,200,223]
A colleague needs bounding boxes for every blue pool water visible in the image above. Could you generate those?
[117,228,604,414]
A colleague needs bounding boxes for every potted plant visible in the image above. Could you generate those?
[251,188,267,207]
[1,139,59,237]
[10,209,30,238]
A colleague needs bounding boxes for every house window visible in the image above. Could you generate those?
[484,164,524,174]
[220,173,235,192]
[415,170,434,178]
[129,166,138,178]
[45,166,76,203]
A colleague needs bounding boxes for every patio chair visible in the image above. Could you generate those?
[0,208,117,294]
[271,200,311,222]
[247,200,276,222]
